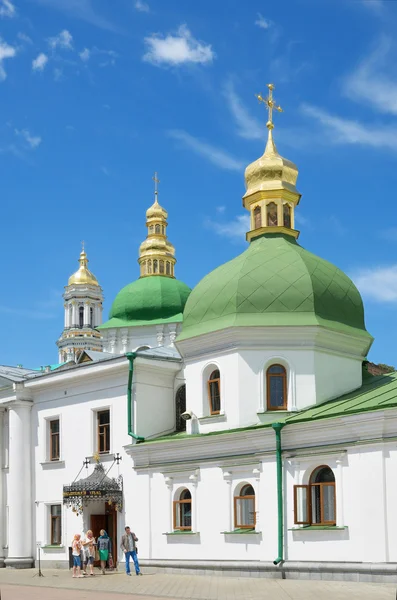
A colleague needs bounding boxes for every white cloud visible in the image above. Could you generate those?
[53,67,63,81]
[343,37,397,115]
[79,47,90,61]
[352,265,397,303]
[301,103,397,150]
[224,81,263,140]
[32,53,48,72]
[48,29,73,51]
[143,24,214,67]
[18,32,33,44]
[207,214,250,241]
[14,128,42,149]
[0,0,16,18]
[0,39,16,81]
[135,0,149,12]
[255,13,272,29]
[168,129,244,171]
[360,0,384,12]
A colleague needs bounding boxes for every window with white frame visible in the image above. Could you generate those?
[234,484,256,529]
[50,504,62,545]
[294,465,336,526]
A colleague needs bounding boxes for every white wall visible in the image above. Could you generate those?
[102,323,182,354]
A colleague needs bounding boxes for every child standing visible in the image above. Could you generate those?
[72,534,84,578]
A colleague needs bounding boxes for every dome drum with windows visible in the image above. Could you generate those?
[178,84,372,350]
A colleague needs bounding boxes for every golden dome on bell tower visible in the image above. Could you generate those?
[138,172,177,278]
[243,84,301,242]
[68,244,100,287]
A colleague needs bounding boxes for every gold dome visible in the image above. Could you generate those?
[243,130,300,198]
[68,248,99,287]
[146,198,168,220]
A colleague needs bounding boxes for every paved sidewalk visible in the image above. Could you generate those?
[0,568,396,600]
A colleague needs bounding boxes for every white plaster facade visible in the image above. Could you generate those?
[0,325,395,580]
[101,322,182,355]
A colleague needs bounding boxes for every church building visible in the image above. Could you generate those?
[0,85,396,582]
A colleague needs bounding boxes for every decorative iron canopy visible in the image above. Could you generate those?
[63,461,123,516]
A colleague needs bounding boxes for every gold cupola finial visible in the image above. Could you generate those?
[243,83,301,242]
[138,172,177,278]
[68,243,100,287]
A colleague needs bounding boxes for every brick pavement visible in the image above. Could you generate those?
[0,568,395,600]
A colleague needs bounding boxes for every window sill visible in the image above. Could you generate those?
[221,529,261,534]
[199,413,226,424]
[289,526,348,531]
[42,545,65,549]
[163,532,199,535]
[257,410,290,415]
[40,460,65,468]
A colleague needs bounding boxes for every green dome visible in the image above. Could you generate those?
[100,276,191,329]
[178,234,372,343]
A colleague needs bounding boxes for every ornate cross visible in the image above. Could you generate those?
[255,83,283,130]
[81,240,85,252]
[83,457,90,469]
[153,171,160,197]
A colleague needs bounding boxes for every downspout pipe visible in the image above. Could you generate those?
[126,352,145,443]
[272,422,285,565]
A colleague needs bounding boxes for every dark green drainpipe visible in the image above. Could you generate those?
[126,352,145,443]
[272,422,285,565]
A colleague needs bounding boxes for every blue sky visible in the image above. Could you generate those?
[0,0,396,368]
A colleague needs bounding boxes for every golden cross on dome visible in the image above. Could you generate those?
[255,83,283,130]
[152,171,160,197]
[81,240,85,252]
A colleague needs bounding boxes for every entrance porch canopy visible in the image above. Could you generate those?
[63,462,123,515]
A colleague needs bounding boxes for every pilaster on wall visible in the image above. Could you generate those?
[0,409,5,568]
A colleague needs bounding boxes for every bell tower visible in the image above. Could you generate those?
[57,244,104,362]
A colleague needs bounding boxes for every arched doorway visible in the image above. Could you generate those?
[175,385,186,432]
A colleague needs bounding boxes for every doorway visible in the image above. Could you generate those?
[90,503,118,566]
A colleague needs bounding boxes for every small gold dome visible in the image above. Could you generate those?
[244,130,299,199]
[146,199,167,220]
[68,249,99,287]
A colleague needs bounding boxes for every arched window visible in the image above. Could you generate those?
[155,224,160,234]
[207,369,220,415]
[149,225,154,234]
[166,262,170,275]
[266,364,287,410]
[254,206,261,229]
[159,260,164,274]
[79,306,84,328]
[283,204,291,228]
[234,484,256,529]
[294,466,336,526]
[175,385,186,432]
[148,260,152,274]
[153,259,158,273]
[267,202,278,227]
[90,307,94,327]
[173,488,191,531]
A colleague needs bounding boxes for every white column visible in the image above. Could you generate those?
[0,409,5,567]
[84,303,90,327]
[72,303,77,327]
[189,473,198,532]
[64,304,68,328]
[5,400,34,568]
[95,304,101,327]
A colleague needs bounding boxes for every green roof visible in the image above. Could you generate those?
[100,275,191,329]
[178,234,372,344]
[145,372,397,444]
[285,372,397,424]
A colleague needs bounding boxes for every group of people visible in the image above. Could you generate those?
[71,526,141,578]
